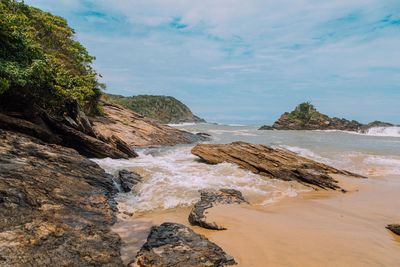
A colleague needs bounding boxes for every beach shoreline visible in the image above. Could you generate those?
[113,173,400,266]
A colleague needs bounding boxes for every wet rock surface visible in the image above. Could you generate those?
[117,170,143,193]
[387,224,400,236]
[0,130,123,266]
[192,142,365,191]
[130,222,236,267]
[189,189,248,230]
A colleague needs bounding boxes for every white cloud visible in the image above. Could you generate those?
[25,0,400,123]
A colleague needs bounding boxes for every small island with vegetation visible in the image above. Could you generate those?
[104,94,206,124]
[259,102,394,131]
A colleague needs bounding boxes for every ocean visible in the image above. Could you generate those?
[93,124,400,215]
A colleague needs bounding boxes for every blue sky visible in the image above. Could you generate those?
[27,0,400,124]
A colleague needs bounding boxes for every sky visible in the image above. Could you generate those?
[26,0,400,125]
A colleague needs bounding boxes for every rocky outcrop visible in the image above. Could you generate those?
[270,112,362,131]
[259,102,394,132]
[0,103,136,159]
[0,129,123,266]
[188,189,248,230]
[192,142,365,191]
[104,94,206,124]
[130,223,236,267]
[359,121,395,133]
[91,101,208,148]
[117,170,143,193]
[42,112,137,159]
[386,224,400,236]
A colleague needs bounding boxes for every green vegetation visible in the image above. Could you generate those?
[104,94,205,124]
[0,0,103,115]
[288,102,325,122]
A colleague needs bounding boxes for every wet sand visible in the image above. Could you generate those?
[113,174,400,266]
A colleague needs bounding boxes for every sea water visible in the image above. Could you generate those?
[93,124,400,215]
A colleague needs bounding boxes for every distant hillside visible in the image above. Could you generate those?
[103,94,206,124]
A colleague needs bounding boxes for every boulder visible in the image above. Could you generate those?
[130,222,236,267]
[117,170,143,193]
[0,129,123,266]
[386,224,400,236]
[192,142,365,191]
[189,189,248,230]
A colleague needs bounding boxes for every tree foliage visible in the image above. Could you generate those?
[103,94,199,123]
[288,101,319,122]
[0,0,103,115]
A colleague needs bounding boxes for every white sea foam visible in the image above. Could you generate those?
[93,146,310,214]
[276,145,330,164]
[233,130,258,136]
[363,155,400,175]
[316,127,400,138]
[362,127,400,138]
[167,122,198,127]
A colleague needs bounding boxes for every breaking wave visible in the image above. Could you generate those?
[93,146,309,214]
[361,127,400,138]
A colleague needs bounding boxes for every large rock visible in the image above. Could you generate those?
[91,101,208,148]
[386,224,400,236]
[42,112,137,159]
[130,223,236,267]
[0,113,62,144]
[0,110,137,159]
[189,189,248,230]
[0,129,123,266]
[117,170,143,193]
[192,142,365,191]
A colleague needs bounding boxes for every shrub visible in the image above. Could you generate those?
[0,0,103,115]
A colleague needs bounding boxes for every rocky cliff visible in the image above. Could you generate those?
[259,102,393,131]
[91,101,208,147]
[104,94,206,124]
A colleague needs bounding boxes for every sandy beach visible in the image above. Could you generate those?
[114,173,400,266]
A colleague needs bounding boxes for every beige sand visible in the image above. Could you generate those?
[113,174,400,266]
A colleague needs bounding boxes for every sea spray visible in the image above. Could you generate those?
[362,126,400,138]
[93,146,309,214]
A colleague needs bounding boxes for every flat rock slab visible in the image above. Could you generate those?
[387,224,400,236]
[130,222,236,267]
[189,189,248,230]
[192,142,365,191]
